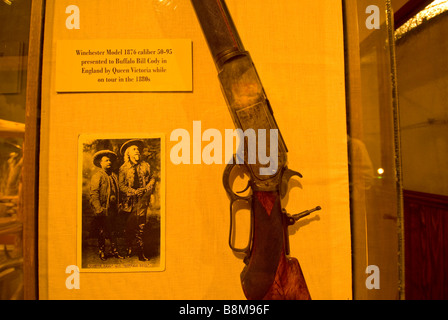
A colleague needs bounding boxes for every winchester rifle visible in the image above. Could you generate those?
[191,0,321,300]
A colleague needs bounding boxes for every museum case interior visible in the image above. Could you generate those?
[0,0,447,300]
[395,0,448,299]
[0,0,31,300]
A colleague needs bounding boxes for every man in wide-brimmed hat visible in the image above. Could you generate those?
[90,149,124,261]
[119,139,155,261]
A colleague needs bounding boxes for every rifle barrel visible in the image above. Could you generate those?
[190,0,246,69]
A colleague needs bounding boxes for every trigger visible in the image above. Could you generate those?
[236,181,251,194]
[280,168,303,197]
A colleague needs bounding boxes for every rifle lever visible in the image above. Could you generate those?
[223,159,253,258]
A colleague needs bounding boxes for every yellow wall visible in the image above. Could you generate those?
[39,0,351,299]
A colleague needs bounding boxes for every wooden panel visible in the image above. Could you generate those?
[404,189,448,299]
[21,0,44,300]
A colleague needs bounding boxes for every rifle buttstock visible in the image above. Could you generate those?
[241,190,311,300]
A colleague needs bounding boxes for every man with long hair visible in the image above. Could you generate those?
[119,140,155,261]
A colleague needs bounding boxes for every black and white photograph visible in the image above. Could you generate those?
[77,134,165,272]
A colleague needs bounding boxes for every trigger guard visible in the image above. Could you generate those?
[222,158,251,201]
[225,159,253,256]
[222,162,235,198]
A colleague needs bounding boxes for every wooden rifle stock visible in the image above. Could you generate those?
[242,190,311,300]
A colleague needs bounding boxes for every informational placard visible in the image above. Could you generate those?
[56,39,192,92]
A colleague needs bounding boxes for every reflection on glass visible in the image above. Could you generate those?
[0,0,32,300]
[395,0,448,197]
[345,0,404,299]
[0,136,24,300]
[395,0,448,300]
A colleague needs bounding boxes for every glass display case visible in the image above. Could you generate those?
[343,0,404,299]
[2,0,444,301]
[0,0,42,299]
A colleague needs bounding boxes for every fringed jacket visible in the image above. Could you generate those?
[89,169,119,216]
[119,160,154,213]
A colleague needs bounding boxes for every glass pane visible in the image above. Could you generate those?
[396,0,448,197]
[0,0,32,300]
[395,0,448,300]
[344,0,404,299]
